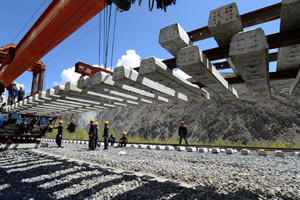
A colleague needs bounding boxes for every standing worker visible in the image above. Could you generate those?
[88,118,95,150]
[53,120,63,148]
[178,121,188,145]
[0,80,5,103]
[10,82,18,104]
[94,122,99,149]
[18,85,25,102]
[103,121,109,150]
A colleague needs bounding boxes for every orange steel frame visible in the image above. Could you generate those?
[0,0,108,87]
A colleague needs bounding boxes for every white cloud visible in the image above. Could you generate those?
[53,66,81,86]
[174,69,191,80]
[117,50,141,68]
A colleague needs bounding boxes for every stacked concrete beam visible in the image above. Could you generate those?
[93,71,167,104]
[159,23,192,56]
[208,3,243,75]
[77,76,150,105]
[177,45,238,99]
[229,28,270,98]
[113,66,188,102]
[277,0,300,71]
[139,57,210,101]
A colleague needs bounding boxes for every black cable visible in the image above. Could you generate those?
[12,0,48,44]
[110,9,118,69]
[105,5,112,69]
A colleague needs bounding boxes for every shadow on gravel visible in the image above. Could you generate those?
[0,151,295,200]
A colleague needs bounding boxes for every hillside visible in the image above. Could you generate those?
[65,78,300,145]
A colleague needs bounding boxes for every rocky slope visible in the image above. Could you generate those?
[66,78,300,145]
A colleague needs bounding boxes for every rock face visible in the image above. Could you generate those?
[70,78,300,144]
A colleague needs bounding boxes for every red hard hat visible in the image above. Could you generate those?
[180,121,184,124]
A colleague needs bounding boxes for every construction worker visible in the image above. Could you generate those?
[0,80,4,103]
[53,120,63,148]
[10,82,18,104]
[118,132,128,147]
[108,134,116,146]
[94,122,99,149]
[178,121,188,145]
[103,121,109,150]
[17,85,25,101]
[88,118,95,150]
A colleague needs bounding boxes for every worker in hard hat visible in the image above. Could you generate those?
[53,120,64,148]
[118,132,128,147]
[10,82,18,104]
[94,122,99,149]
[18,85,25,102]
[88,118,96,150]
[0,80,5,104]
[103,121,109,150]
[108,134,116,146]
[178,121,188,145]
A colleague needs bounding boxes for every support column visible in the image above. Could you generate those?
[290,69,300,96]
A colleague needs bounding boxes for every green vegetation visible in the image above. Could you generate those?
[44,122,299,148]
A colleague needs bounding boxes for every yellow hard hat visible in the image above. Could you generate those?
[123,132,127,135]
[95,122,99,126]
[12,82,17,85]
[0,80,2,82]
[20,85,24,89]
[59,120,63,124]
[104,121,109,125]
[90,118,95,122]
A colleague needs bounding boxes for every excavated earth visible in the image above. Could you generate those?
[0,142,299,200]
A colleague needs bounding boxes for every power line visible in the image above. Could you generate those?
[12,0,48,44]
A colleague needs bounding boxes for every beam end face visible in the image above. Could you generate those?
[177,45,238,99]
[159,23,192,56]
[229,28,270,98]
[208,3,243,46]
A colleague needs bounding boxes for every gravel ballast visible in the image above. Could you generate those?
[0,142,299,200]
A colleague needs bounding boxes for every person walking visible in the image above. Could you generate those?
[178,121,188,145]
[10,82,18,104]
[18,85,25,101]
[103,121,109,150]
[53,120,64,148]
[94,122,99,149]
[0,80,5,103]
[88,118,95,150]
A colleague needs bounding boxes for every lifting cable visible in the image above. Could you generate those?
[12,0,48,44]
[110,9,118,69]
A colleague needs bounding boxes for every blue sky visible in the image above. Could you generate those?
[0,0,281,96]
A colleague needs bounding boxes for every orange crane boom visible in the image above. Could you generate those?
[0,0,108,87]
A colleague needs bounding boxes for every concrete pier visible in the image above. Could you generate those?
[229,28,270,98]
[176,45,238,99]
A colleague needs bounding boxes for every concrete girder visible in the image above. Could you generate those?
[208,3,243,46]
[139,57,210,101]
[113,66,188,102]
[277,0,300,71]
[176,45,238,99]
[78,76,151,105]
[290,69,300,96]
[208,3,243,75]
[54,85,117,108]
[93,71,167,103]
[229,28,270,98]
[65,82,131,106]
[159,23,192,56]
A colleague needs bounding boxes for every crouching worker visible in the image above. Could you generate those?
[108,134,116,146]
[53,120,63,148]
[118,132,128,147]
